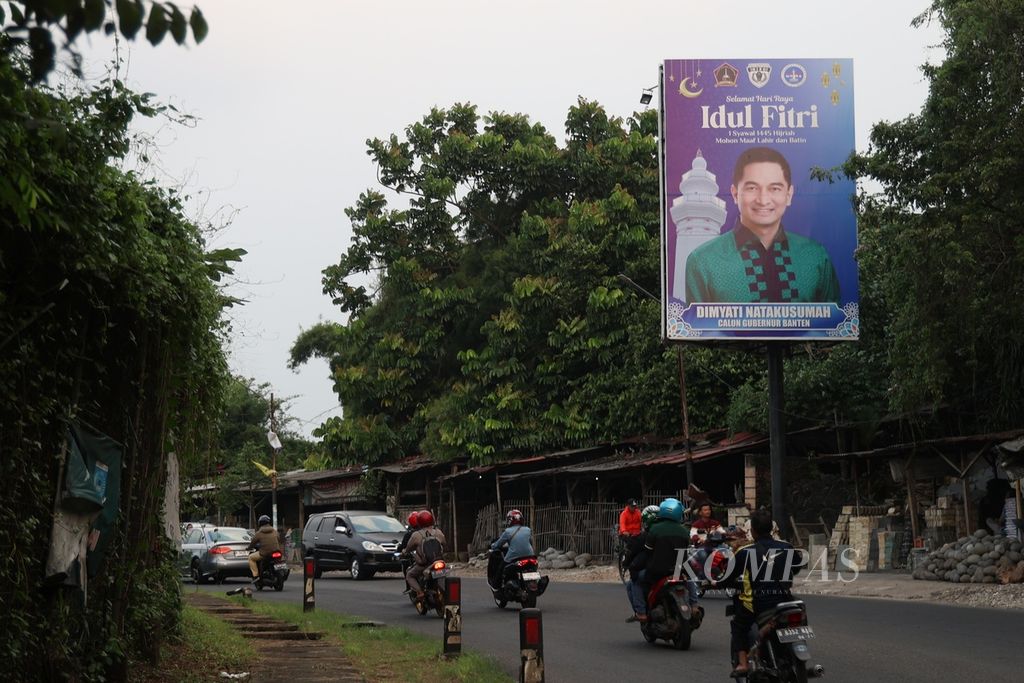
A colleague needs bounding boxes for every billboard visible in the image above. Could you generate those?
[660,59,859,341]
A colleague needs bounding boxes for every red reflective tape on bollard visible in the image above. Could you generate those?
[305,559,314,576]
[524,617,540,647]
[520,609,543,649]
[446,578,461,604]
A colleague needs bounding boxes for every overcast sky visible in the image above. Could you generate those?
[80,1,944,438]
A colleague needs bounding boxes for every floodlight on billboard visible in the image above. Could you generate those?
[659,58,860,342]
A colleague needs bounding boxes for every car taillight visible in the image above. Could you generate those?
[271,551,282,560]
[782,611,806,627]
[210,546,231,555]
[431,560,446,571]
[516,558,537,568]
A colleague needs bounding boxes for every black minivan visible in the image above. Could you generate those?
[301,510,406,580]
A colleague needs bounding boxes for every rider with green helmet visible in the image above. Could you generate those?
[623,505,661,622]
[628,498,701,622]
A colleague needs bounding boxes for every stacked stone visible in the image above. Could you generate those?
[463,547,594,570]
[537,547,593,569]
[912,529,1024,583]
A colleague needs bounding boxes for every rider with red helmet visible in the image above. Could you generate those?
[398,511,420,553]
[403,510,447,601]
[396,511,422,593]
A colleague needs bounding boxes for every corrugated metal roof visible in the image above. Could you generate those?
[496,433,767,482]
[435,444,609,482]
[815,428,1024,459]
[374,454,456,473]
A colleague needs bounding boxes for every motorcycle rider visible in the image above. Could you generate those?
[398,511,421,593]
[404,510,446,602]
[622,504,659,622]
[690,503,722,542]
[489,508,534,589]
[715,509,806,678]
[398,511,420,553]
[628,498,701,622]
[248,514,280,585]
[618,498,642,542]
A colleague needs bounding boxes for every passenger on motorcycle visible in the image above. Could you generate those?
[488,509,534,588]
[404,510,446,601]
[248,514,280,584]
[628,498,701,621]
[714,509,806,678]
[622,505,659,622]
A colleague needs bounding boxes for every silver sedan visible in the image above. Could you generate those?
[179,526,254,583]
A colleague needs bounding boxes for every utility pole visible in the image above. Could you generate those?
[616,274,695,486]
[269,392,279,531]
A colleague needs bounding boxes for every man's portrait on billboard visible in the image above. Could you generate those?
[683,147,840,304]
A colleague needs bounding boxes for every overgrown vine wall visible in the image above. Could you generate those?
[1,55,234,680]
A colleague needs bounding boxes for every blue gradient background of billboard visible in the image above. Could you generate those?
[662,58,858,339]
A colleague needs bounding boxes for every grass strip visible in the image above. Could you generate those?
[232,597,512,682]
[131,604,256,682]
[180,604,255,674]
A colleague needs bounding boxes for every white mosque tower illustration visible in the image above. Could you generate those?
[670,149,727,301]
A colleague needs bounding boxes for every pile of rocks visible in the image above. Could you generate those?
[537,547,593,570]
[912,529,1024,583]
[463,547,595,570]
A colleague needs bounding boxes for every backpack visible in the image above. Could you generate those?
[420,529,443,563]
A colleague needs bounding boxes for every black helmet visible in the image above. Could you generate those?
[258,515,271,527]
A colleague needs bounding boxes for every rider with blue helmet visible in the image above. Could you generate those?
[626,498,696,622]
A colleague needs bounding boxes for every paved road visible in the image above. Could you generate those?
[193,573,1024,682]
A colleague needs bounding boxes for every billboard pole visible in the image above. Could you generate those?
[767,343,786,533]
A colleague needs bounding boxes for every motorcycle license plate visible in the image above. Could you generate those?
[274,563,287,571]
[776,626,815,643]
[521,571,541,581]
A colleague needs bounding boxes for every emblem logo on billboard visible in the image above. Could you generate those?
[781,63,807,87]
[746,63,771,88]
[713,63,739,87]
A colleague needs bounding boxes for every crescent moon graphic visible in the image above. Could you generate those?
[679,77,703,98]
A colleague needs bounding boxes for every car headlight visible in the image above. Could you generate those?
[361,541,384,551]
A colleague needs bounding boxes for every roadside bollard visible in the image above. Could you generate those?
[303,556,316,612]
[519,608,544,683]
[442,577,462,658]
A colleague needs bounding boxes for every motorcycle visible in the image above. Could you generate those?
[639,575,704,650]
[488,551,549,609]
[690,529,740,599]
[409,558,451,617]
[254,549,289,591]
[728,599,824,682]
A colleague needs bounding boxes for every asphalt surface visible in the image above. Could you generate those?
[191,572,1024,682]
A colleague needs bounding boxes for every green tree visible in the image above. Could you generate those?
[0,54,235,676]
[186,376,316,517]
[293,101,762,466]
[844,0,1024,431]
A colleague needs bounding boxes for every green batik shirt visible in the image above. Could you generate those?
[684,223,840,304]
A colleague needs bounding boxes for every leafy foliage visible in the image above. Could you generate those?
[183,376,317,519]
[842,0,1024,431]
[294,101,762,466]
[0,52,231,678]
[1,0,208,81]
